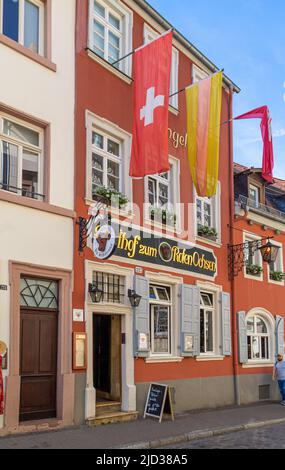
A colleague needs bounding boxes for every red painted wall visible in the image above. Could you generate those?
[232,215,285,376]
[74,0,236,382]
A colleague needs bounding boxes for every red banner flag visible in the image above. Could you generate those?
[130,31,173,178]
[235,106,274,183]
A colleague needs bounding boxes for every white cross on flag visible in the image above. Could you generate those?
[130,31,173,177]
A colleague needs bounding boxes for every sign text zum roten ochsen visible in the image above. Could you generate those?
[116,230,217,277]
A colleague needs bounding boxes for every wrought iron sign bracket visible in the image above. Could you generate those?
[228,236,274,280]
[76,202,112,253]
[76,216,95,253]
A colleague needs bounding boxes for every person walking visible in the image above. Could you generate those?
[273,354,285,405]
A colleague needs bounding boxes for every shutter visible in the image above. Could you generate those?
[237,311,248,364]
[276,316,284,356]
[221,292,232,356]
[180,284,200,357]
[133,276,150,357]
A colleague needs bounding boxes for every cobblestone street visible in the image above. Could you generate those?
[166,423,285,449]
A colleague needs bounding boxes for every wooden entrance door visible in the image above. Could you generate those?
[20,308,58,422]
[93,314,121,401]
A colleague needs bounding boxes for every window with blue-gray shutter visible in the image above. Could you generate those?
[133,276,150,357]
[276,316,284,356]
[237,311,248,363]
[221,292,232,356]
[180,284,200,357]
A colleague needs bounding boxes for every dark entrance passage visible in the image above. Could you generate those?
[93,314,121,402]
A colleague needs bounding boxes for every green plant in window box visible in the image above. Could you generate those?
[150,206,176,226]
[246,264,263,276]
[197,225,218,241]
[270,271,285,282]
[93,186,129,209]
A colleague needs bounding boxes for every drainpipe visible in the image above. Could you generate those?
[228,86,241,406]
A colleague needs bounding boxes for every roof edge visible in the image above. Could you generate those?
[134,0,241,93]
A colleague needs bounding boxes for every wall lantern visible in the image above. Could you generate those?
[228,236,277,279]
[88,283,103,303]
[128,289,142,308]
[258,239,279,264]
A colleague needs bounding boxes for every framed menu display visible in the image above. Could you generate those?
[73,332,87,370]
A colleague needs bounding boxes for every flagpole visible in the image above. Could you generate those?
[111,28,174,67]
[170,69,224,99]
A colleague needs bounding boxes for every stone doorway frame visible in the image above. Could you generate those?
[85,260,136,419]
[4,261,74,430]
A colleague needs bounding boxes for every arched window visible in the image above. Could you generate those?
[247,315,271,361]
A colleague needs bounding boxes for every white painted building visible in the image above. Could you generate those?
[0,0,75,433]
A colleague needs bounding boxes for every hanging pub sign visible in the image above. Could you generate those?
[92,224,116,260]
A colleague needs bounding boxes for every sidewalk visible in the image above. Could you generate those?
[1,402,285,449]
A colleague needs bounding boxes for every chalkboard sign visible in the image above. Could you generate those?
[144,383,174,423]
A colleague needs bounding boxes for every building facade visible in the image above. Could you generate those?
[0,0,76,433]
[73,0,240,424]
[233,164,285,404]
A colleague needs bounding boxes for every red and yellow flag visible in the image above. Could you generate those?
[186,71,223,197]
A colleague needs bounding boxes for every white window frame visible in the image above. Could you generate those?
[0,0,44,56]
[145,271,183,363]
[192,64,208,84]
[243,232,263,282]
[144,155,181,229]
[92,129,122,195]
[143,23,179,110]
[199,291,215,356]
[85,111,132,206]
[246,309,275,365]
[267,240,284,286]
[0,112,44,199]
[196,281,223,360]
[194,182,221,244]
[149,283,172,357]
[249,184,260,208]
[88,0,133,77]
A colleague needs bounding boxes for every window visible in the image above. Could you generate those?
[86,112,132,205]
[200,292,214,354]
[92,130,121,197]
[89,0,133,76]
[148,172,171,208]
[197,197,212,228]
[249,184,259,208]
[0,114,43,200]
[268,242,283,282]
[1,0,44,55]
[20,277,58,309]
[93,271,125,303]
[149,284,171,355]
[195,184,220,242]
[192,64,208,84]
[244,235,263,279]
[143,24,179,109]
[91,0,122,66]
[247,316,270,361]
[145,157,180,226]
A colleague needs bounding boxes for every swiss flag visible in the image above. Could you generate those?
[130,31,173,178]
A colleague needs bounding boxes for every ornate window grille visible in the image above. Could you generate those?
[20,278,58,309]
[92,272,125,303]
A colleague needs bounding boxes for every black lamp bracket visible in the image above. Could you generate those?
[228,236,273,280]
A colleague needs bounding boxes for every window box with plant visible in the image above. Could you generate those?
[197,225,218,241]
[150,206,176,226]
[93,186,129,209]
[246,265,263,277]
[269,271,285,282]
